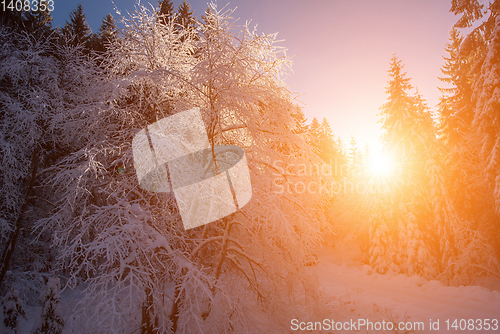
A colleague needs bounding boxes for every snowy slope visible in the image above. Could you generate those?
[305,247,500,334]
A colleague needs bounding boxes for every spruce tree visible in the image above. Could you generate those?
[89,14,118,53]
[0,0,52,35]
[62,4,92,47]
[332,136,347,176]
[378,56,435,190]
[379,56,417,162]
[175,1,196,31]
[22,1,53,35]
[320,118,333,140]
[318,118,335,163]
[372,56,439,276]
[2,288,25,333]
[468,13,500,250]
[99,14,117,46]
[308,117,322,152]
[291,109,309,134]
[438,28,475,146]
[437,27,478,223]
[0,6,23,29]
[34,277,64,334]
[349,135,360,174]
[443,0,500,283]
[157,0,174,26]
[362,143,371,169]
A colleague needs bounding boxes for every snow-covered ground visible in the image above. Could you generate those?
[6,243,500,333]
[301,245,500,333]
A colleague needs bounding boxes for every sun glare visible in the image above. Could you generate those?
[369,152,393,176]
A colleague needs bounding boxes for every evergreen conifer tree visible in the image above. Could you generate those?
[308,117,322,153]
[62,4,92,47]
[349,135,360,175]
[34,277,64,334]
[468,13,500,250]
[89,14,118,53]
[438,28,475,146]
[22,1,53,35]
[2,288,25,333]
[157,0,175,26]
[175,1,196,31]
[372,56,439,276]
[291,109,309,134]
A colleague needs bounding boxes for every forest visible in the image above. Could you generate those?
[0,0,499,333]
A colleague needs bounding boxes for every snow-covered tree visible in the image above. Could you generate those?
[175,1,196,31]
[368,56,441,277]
[437,27,478,220]
[438,28,475,146]
[398,204,437,277]
[89,14,118,53]
[308,117,321,140]
[441,0,500,282]
[470,14,500,212]
[34,277,64,334]
[62,4,92,48]
[305,117,341,164]
[0,27,64,285]
[157,0,175,26]
[459,12,500,279]
[368,202,394,274]
[0,0,51,35]
[1,288,25,333]
[37,3,331,333]
[349,135,362,175]
[291,108,308,134]
[317,118,336,163]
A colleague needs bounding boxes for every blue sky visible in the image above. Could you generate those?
[51,0,459,151]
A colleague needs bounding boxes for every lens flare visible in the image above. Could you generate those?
[369,152,393,176]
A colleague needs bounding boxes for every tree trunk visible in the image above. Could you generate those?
[0,147,40,287]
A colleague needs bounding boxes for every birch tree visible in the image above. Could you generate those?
[38,3,331,333]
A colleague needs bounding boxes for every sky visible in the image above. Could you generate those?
[50,0,459,152]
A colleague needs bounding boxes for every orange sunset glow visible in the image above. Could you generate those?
[1,0,500,333]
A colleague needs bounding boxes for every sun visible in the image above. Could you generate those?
[369,151,393,176]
